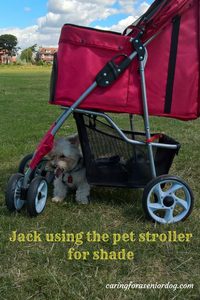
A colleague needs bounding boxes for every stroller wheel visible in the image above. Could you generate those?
[5,173,25,212]
[27,176,48,217]
[142,175,194,224]
[18,154,53,183]
[18,153,34,174]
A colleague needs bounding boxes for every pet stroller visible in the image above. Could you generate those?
[5,0,200,223]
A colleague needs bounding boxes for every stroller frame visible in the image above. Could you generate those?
[5,30,194,224]
[26,33,178,184]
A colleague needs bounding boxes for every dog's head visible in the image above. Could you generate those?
[48,134,81,173]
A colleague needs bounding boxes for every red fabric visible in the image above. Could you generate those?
[54,25,133,110]
[146,134,163,143]
[29,124,55,170]
[50,0,200,120]
[140,0,193,40]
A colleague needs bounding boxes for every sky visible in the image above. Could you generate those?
[0,0,153,50]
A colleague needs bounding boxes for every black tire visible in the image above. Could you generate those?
[5,173,25,212]
[142,175,194,224]
[18,154,52,182]
[27,176,48,217]
[18,153,33,174]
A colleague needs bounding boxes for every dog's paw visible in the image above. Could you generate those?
[76,196,90,205]
[52,196,64,203]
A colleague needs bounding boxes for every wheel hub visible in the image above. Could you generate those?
[38,192,42,200]
[163,196,174,207]
[13,176,25,210]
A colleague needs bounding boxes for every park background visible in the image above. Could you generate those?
[0,0,200,299]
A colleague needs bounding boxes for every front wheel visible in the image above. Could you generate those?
[5,173,25,212]
[142,175,194,224]
[27,177,48,217]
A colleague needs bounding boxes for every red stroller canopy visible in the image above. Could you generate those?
[50,0,200,120]
[135,0,192,38]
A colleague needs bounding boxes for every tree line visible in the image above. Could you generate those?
[0,34,44,63]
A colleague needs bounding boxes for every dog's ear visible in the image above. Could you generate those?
[68,133,79,146]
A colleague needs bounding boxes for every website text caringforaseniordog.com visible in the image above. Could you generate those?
[105,282,194,292]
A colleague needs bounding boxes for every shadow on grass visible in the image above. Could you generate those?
[1,166,146,222]
[90,186,146,222]
[90,186,141,205]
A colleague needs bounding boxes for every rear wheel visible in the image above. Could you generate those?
[27,177,48,217]
[5,173,25,212]
[18,154,53,182]
[142,175,194,224]
[18,153,33,174]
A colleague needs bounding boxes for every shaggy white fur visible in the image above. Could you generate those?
[49,134,90,204]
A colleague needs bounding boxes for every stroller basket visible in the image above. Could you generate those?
[75,113,180,188]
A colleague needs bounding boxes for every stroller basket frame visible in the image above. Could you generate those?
[74,112,180,188]
[5,27,194,224]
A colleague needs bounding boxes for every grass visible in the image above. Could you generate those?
[0,65,199,300]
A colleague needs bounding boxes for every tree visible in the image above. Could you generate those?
[0,34,18,55]
[20,44,37,63]
[20,48,33,63]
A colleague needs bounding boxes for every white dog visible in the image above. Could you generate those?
[49,134,90,204]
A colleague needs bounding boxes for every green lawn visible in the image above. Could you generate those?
[0,65,199,300]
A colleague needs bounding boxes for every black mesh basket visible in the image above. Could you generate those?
[74,113,180,188]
